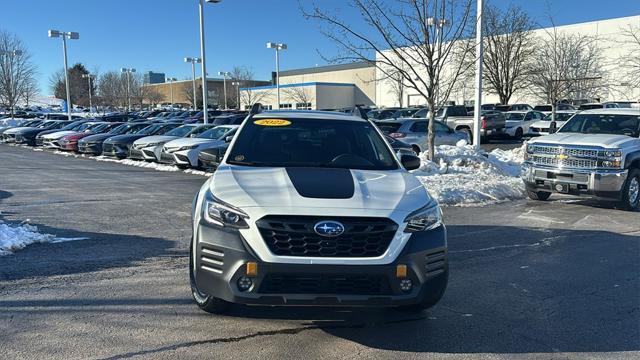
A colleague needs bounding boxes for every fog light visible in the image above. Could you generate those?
[399,279,413,292]
[237,276,253,291]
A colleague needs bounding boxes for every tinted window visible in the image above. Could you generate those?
[374,122,402,134]
[198,127,232,140]
[412,109,428,118]
[165,125,196,137]
[227,118,398,170]
[534,105,552,111]
[410,121,428,132]
[559,114,640,137]
[506,113,524,121]
[434,121,451,133]
[543,113,575,122]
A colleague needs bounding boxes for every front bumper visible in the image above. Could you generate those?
[521,162,628,199]
[193,222,448,307]
[78,142,102,155]
[102,143,129,158]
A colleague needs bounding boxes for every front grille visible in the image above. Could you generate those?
[528,144,602,170]
[530,155,597,169]
[260,274,392,295]
[36,138,44,146]
[256,216,398,258]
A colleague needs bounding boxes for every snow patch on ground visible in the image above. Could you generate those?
[412,144,526,207]
[0,219,88,255]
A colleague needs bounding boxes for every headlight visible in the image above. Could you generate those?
[202,191,249,229]
[179,145,198,151]
[598,149,623,168]
[603,149,622,158]
[145,142,160,147]
[404,204,443,232]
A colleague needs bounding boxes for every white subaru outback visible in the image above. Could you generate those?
[190,107,448,313]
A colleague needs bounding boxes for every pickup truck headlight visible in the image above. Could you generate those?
[404,204,443,232]
[598,149,623,168]
[202,191,249,229]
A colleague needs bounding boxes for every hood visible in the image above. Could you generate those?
[3,127,31,134]
[210,166,431,212]
[36,129,63,138]
[133,135,178,146]
[80,133,113,143]
[529,133,636,148]
[42,130,78,140]
[164,137,223,149]
[15,127,44,135]
[104,134,147,144]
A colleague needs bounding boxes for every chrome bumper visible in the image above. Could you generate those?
[521,162,628,197]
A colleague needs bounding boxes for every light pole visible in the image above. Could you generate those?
[231,81,241,109]
[266,42,287,109]
[81,73,95,111]
[0,50,23,116]
[197,0,222,124]
[185,57,202,110]
[167,77,177,106]
[121,68,136,111]
[472,0,484,148]
[218,71,230,109]
[48,30,79,121]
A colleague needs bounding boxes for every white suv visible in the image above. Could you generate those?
[190,108,448,313]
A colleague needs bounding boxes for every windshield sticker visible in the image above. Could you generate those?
[254,119,291,126]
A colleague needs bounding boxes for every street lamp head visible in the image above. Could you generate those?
[130,68,136,73]
[48,30,61,38]
[184,57,192,63]
[67,32,80,40]
[267,42,287,50]
[266,42,275,49]
[205,0,222,3]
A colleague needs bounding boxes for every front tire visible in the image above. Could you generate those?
[514,128,523,140]
[620,168,640,211]
[527,190,551,201]
[189,238,231,314]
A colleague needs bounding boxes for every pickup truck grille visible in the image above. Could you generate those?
[257,216,398,258]
[528,144,601,170]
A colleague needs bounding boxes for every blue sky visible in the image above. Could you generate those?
[2,0,638,94]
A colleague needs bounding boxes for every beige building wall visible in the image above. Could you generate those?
[376,15,640,107]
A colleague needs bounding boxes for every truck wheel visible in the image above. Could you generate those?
[189,238,231,314]
[527,190,551,201]
[411,145,421,156]
[620,168,640,211]
[397,265,448,312]
[461,128,472,144]
[514,128,523,140]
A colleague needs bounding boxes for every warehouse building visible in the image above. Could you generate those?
[239,61,376,110]
[142,77,269,108]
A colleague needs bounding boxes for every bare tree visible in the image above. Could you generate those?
[283,86,314,108]
[142,86,164,108]
[618,23,640,90]
[482,4,535,105]
[97,71,126,108]
[302,0,475,159]
[241,88,273,109]
[182,83,201,109]
[384,65,406,107]
[0,30,37,116]
[20,76,39,107]
[529,25,607,121]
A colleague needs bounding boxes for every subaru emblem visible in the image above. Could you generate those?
[313,221,345,237]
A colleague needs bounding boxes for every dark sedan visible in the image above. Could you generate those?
[15,120,74,146]
[1,120,43,141]
[78,122,153,155]
[101,123,182,158]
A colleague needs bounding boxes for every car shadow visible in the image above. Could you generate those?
[214,225,639,354]
[0,223,178,281]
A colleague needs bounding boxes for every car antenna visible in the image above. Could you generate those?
[352,105,369,120]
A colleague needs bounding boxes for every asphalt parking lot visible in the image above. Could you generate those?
[0,144,639,360]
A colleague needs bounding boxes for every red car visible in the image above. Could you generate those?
[58,122,123,151]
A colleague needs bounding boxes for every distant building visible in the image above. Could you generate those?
[143,71,166,84]
[141,77,270,108]
[240,61,376,110]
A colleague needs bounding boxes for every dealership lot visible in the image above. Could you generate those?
[0,144,639,359]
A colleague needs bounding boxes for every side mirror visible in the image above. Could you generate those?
[400,154,421,171]
[549,121,557,134]
[225,135,233,143]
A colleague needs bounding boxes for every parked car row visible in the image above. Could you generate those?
[1,110,420,172]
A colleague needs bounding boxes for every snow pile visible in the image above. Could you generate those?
[0,118,26,127]
[413,144,526,206]
[95,156,183,172]
[0,219,88,255]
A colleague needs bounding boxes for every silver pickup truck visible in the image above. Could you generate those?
[410,105,505,142]
[522,109,640,210]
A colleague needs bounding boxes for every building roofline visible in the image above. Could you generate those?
[278,61,375,77]
[240,82,356,91]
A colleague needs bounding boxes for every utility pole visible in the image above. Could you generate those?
[472,0,484,148]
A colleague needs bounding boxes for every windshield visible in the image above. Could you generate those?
[88,123,109,132]
[137,124,175,135]
[187,125,214,136]
[76,123,95,131]
[110,123,148,135]
[506,113,525,121]
[61,121,84,130]
[534,105,552,111]
[227,118,398,170]
[165,125,195,137]
[558,113,640,137]
[543,113,574,122]
[198,127,232,139]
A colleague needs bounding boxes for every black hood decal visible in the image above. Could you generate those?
[286,167,355,199]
